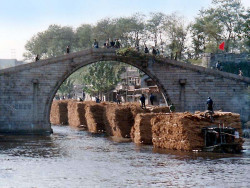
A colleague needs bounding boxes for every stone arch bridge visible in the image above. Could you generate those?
[0,48,249,134]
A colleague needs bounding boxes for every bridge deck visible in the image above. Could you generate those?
[0,48,249,84]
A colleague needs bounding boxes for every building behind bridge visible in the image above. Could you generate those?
[0,59,24,69]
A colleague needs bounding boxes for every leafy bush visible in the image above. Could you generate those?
[222,62,250,77]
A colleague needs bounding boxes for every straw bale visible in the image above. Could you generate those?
[50,100,69,125]
[85,103,106,133]
[152,111,243,151]
[151,106,170,113]
[68,101,87,128]
[131,113,156,144]
[104,104,134,137]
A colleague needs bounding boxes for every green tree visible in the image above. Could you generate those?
[240,8,250,52]
[75,24,93,50]
[115,13,145,47]
[191,0,247,54]
[164,13,188,59]
[191,8,223,56]
[57,78,74,97]
[23,25,75,60]
[146,12,166,47]
[81,61,125,97]
[93,18,117,45]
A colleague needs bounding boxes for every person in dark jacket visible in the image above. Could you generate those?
[116,93,121,104]
[150,93,155,105]
[144,45,149,53]
[93,39,99,48]
[66,46,70,54]
[169,103,175,113]
[115,39,120,48]
[216,61,221,71]
[140,94,146,109]
[110,40,115,48]
[152,47,157,56]
[207,97,213,111]
[35,55,39,61]
[96,96,101,103]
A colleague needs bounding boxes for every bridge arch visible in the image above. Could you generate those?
[0,48,249,134]
[46,58,171,126]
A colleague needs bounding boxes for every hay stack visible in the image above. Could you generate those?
[152,111,243,151]
[50,100,69,125]
[104,104,134,137]
[151,106,170,113]
[131,113,156,144]
[85,103,106,133]
[123,102,150,117]
[68,101,87,128]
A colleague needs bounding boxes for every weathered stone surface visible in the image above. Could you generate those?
[0,48,249,134]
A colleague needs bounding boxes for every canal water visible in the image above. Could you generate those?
[0,126,249,188]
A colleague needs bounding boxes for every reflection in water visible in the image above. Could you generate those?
[0,126,249,188]
[0,135,62,158]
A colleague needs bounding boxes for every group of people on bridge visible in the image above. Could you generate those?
[34,37,183,62]
[93,39,121,49]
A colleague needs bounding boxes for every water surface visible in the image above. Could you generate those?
[0,126,249,188]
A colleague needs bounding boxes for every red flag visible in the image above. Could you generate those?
[219,42,225,50]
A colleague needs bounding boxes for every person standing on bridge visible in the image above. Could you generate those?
[156,49,160,56]
[207,97,213,112]
[66,46,70,54]
[35,54,39,61]
[93,39,99,48]
[152,47,157,56]
[216,61,221,71]
[115,39,120,48]
[144,45,149,54]
[105,39,110,48]
[239,69,243,76]
[110,40,115,48]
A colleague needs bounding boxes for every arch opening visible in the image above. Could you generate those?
[47,60,172,127]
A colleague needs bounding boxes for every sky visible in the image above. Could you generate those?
[0,0,249,60]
